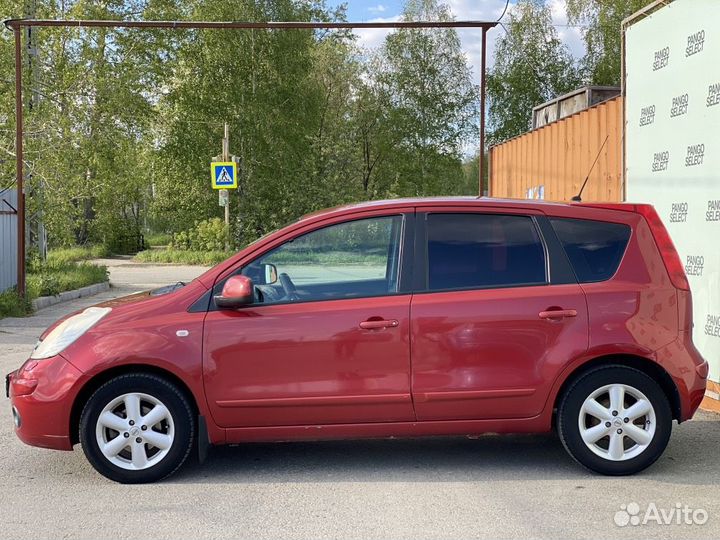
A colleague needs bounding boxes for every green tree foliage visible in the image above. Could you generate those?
[2,0,161,248]
[149,0,480,244]
[0,1,24,191]
[368,0,479,198]
[1,0,665,255]
[152,0,355,244]
[487,0,580,145]
[567,0,655,85]
[0,0,482,250]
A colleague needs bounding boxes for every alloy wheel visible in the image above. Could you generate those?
[577,383,656,461]
[95,392,175,470]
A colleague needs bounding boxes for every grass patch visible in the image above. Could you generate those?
[144,232,172,247]
[0,261,108,319]
[134,249,230,265]
[46,245,110,266]
[0,288,32,318]
[27,262,109,298]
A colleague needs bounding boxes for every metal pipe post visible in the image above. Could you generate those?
[14,27,25,298]
[479,26,487,196]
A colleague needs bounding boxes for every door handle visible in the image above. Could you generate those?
[539,309,577,320]
[359,319,399,330]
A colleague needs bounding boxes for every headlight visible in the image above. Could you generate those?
[31,307,112,359]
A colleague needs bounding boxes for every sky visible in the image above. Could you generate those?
[330,0,586,83]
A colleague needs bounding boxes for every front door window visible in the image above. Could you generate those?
[242,215,404,304]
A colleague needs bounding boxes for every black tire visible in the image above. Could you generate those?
[557,365,672,475]
[79,373,195,483]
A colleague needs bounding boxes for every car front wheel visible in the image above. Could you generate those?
[557,365,672,475]
[79,373,195,483]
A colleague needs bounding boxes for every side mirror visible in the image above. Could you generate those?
[215,275,254,309]
[262,263,278,285]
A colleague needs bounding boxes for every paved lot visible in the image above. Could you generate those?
[1,259,719,540]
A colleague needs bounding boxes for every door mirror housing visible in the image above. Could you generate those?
[215,275,254,309]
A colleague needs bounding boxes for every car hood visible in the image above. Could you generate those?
[38,280,206,341]
[92,282,186,309]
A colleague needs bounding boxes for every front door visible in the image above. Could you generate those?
[410,210,589,420]
[203,213,416,428]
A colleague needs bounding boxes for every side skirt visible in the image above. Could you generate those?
[222,415,550,444]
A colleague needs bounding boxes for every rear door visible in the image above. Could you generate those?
[410,207,589,420]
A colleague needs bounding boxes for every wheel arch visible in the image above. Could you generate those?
[551,354,681,424]
[69,364,199,446]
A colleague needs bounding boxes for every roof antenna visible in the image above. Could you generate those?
[572,135,609,202]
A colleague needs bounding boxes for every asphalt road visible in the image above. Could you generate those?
[1,259,719,540]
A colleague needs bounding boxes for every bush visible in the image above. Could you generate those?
[30,273,62,296]
[106,231,145,255]
[170,218,229,251]
[134,249,230,265]
[169,230,191,250]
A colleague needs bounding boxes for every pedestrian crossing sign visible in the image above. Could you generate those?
[211,162,237,189]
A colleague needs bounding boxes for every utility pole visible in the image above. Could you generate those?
[221,123,230,251]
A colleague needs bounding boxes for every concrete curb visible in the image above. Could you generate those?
[31,281,110,311]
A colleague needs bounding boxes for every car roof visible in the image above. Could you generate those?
[299,196,577,221]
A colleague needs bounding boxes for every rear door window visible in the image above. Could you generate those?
[550,218,631,283]
[426,213,547,291]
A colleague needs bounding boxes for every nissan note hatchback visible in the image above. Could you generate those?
[7,198,708,483]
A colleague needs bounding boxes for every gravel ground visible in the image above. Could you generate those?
[1,259,719,540]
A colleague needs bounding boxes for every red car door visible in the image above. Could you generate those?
[410,208,589,420]
[203,213,416,428]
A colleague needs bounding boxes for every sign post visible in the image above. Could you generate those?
[211,122,237,250]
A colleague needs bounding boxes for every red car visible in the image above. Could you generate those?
[7,197,708,483]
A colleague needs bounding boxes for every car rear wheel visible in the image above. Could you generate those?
[79,374,195,483]
[557,365,672,475]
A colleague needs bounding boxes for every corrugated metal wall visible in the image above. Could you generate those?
[489,96,623,202]
[0,188,18,293]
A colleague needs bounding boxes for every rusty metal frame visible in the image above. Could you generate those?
[4,17,497,298]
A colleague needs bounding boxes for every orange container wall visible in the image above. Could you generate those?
[489,96,623,203]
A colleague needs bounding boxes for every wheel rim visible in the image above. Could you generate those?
[95,392,175,471]
[578,383,656,462]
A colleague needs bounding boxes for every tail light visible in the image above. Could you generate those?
[576,202,690,291]
[635,205,690,291]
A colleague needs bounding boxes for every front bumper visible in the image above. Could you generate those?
[7,355,83,451]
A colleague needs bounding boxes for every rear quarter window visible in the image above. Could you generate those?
[549,218,631,283]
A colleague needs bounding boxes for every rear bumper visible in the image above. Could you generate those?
[656,332,708,422]
[7,355,82,451]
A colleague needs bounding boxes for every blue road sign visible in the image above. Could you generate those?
[211,161,237,189]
